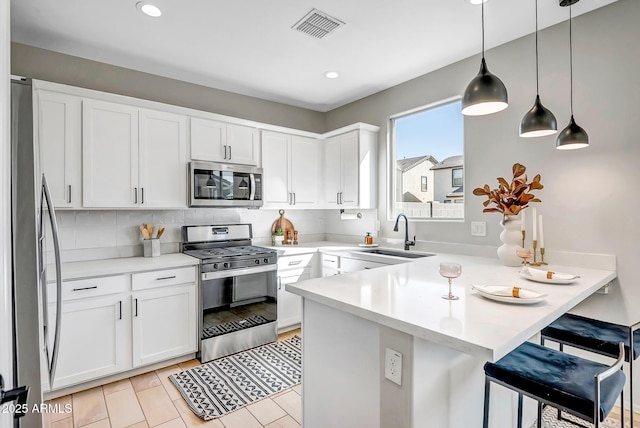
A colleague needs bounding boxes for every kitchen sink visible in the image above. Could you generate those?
[359,249,433,259]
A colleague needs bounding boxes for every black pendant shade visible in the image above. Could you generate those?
[461,58,509,116]
[556,115,589,150]
[461,1,508,116]
[556,1,588,150]
[205,174,216,188]
[520,95,557,137]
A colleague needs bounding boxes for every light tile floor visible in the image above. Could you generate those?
[44,329,302,428]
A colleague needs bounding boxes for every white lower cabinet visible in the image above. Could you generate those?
[277,269,309,330]
[49,266,197,390]
[132,284,196,367]
[51,294,129,389]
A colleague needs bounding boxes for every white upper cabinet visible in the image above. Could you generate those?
[37,90,82,208]
[138,109,188,208]
[83,99,139,208]
[323,128,378,209]
[191,118,260,166]
[83,100,188,208]
[262,130,321,209]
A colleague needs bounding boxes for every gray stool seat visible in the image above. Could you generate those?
[483,341,626,428]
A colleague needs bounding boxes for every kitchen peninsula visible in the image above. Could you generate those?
[286,252,616,428]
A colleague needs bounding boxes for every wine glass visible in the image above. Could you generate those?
[439,262,462,301]
[516,247,533,273]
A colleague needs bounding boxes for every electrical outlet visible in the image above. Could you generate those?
[385,347,402,386]
[471,221,487,237]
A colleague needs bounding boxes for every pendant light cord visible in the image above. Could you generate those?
[535,0,539,95]
[481,0,485,57]
[569,6,574,115]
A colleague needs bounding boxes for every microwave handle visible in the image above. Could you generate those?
[249,174,256,201]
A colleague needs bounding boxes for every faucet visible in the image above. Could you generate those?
[393,213,415,251]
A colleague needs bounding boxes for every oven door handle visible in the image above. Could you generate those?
[201,264,277,281]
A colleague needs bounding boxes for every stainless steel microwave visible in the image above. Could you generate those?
[188,161,263,208]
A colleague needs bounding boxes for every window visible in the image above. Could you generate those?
[390,98,464,220]
[452,168,463,187]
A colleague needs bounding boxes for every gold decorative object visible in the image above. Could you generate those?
[540,247,548,265]
[530,240,541,266]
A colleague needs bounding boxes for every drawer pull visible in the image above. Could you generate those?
[156,275,177,281]
[72,286,97,291]
[364,267,372,270]
[288,260,302,266]
[134,298,138,317]
[324,259,336,263]
[118,301,122,320]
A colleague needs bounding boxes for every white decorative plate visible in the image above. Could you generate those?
[358,243,379,247]
[518,269,579,285]
[472,285,547,305]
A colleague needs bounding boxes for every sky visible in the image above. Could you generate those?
[395,100,463,164]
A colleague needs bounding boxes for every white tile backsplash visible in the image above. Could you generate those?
[50,208,331,262]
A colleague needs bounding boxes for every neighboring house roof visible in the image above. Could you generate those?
[430,155,464,170]
[397,155,438,172]
[447,186,464,198]
[402,191,423,203]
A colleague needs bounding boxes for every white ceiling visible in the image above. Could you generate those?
[11,0,617,112]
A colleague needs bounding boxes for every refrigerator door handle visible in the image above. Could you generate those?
[41,174,63,387]
[0,375,29,419]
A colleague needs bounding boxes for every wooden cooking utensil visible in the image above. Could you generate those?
[141,228,150,240]
[156,227,165,239]
[147,223,154,238]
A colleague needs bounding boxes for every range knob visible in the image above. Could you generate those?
[263,258,269,263]
[213,263,218,270]
[255,259,260,265]
[223,262,229,269]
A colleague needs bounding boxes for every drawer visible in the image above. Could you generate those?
[340,257,388,273]
[322,254,339,268]
[50,275,130,302]
[277,253,314,272]
[132,266,196,291]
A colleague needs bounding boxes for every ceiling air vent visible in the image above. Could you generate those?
[292,9,345,39]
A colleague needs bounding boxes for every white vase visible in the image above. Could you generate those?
[497,215,522,267]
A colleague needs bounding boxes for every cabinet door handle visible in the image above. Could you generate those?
[288,260,302,266]
[72,285,97,292]
[293,193,296,205]
[336,192,340,204]
[141,188,144,204]
[224,145,227,159]
[118,301,122,320]
[68,185,72,204]
[277,276,282,290]
[228,145,231,160]
[156,275,176,281]
[340,192,343,204]
[288,193,291,205]
[134,187,138,204]
[134,298,138,317]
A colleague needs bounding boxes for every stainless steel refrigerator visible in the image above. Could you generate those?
[1,78,62,427]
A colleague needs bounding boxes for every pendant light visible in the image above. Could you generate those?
[519,0,557,137]
[461,0,508,116]
[556,0,589,150]
[238,178,249,189]
[205,173,217,188]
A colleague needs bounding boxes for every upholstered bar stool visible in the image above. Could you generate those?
[483,341,626,428]
[541,313,640,427]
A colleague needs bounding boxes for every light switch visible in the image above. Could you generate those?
[471,222,486,237]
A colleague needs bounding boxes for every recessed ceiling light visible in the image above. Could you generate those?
[136,2,162,17]
[324,71,340,79]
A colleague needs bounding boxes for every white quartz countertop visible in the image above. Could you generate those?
[286,252,616,361]
[49,253,200,281]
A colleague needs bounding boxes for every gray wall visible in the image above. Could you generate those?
[11,42,326,133]
[325,0,639,326]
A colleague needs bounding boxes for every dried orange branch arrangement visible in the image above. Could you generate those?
[472,163,543,216]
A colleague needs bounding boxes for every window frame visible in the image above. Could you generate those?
[387,96,464,222]
[452,168,463,187]
[421,176,428,192]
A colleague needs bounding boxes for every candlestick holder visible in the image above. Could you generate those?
[530,240,542,266]
[521,230,525,249]
[539,247,548,265]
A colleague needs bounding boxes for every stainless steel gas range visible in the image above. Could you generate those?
[181,224,278,362]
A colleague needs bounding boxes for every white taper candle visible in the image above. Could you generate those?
[539,215,544,248]
[521,209,526,231]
